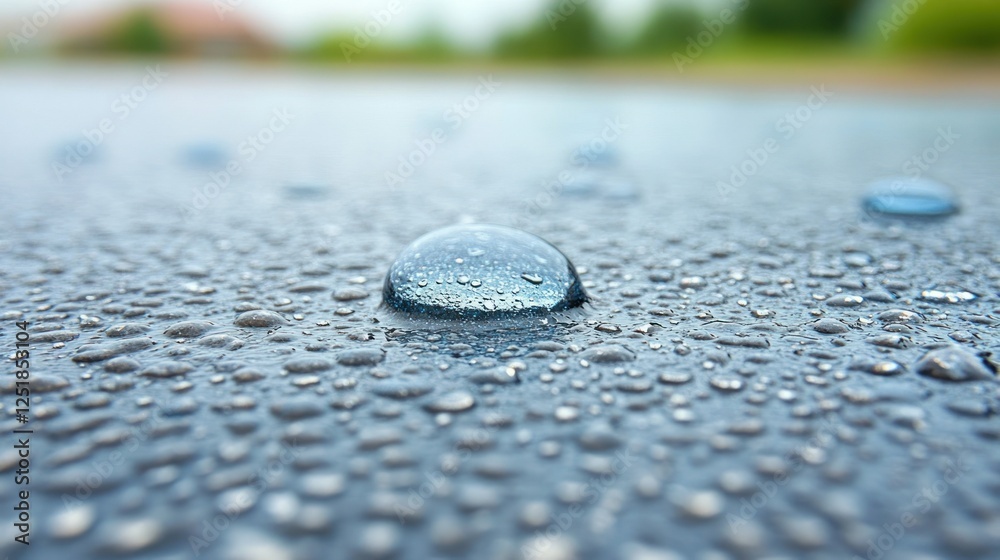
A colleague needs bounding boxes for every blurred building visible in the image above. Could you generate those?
[56,2,275,58]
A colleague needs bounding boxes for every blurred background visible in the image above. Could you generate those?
[3,0,998,222]
[2,0,999,69]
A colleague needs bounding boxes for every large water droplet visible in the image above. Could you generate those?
[862,177,958,219]
[914,345,996,382]
[382,224,587,318]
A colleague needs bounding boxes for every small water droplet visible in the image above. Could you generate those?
[182,142,227,167]
[283,184,330,200]
[574,141,618,167]
[862,177,958,219]
[920,289,977,304]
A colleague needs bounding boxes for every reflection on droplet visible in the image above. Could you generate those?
[862,177,958,219]
[521,273,543,285]
[382,224,587,319]
[920,289,977,304]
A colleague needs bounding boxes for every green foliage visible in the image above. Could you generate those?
[299,28,457,64]
[249,0,1000,62]
[76,0,999,62]
[629,5,704,55]
[738,0,865,37]
[109,9,171,54]
[880,0,1000,53]
[493,1,606,60]
[300,32,365,62]
[406,27,457,61]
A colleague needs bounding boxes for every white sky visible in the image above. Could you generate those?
[0,0,718,47]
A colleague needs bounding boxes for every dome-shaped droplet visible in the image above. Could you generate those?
[382,224,587,318]
[574,142,618,167]
[862,177,958,218]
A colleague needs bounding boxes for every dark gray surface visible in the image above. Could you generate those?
[1,65,999,560]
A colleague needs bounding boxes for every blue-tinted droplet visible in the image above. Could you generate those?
[283,184,330,200]
[383,224,588,318]
[54,139,100,166]
[574,142,618,167]
[182,143,228,168]
[561,143,638,201]
[562,170,639,201]
[862,177,958,218]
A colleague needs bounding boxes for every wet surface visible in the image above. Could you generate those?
[1,65,999,560]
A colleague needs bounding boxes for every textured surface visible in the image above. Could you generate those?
[1,65,999,560]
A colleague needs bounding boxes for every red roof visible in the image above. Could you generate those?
[57,1,275,56]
